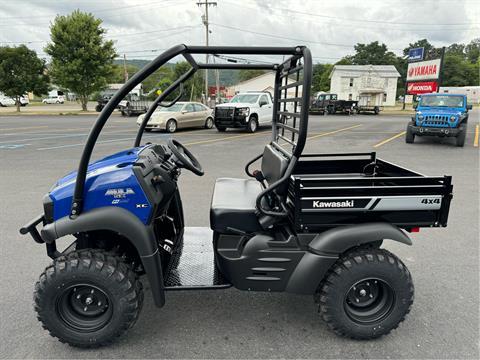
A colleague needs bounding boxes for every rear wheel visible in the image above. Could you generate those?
[405,125,415,143]
[34,249,143,348]
[374,107,380,115]
[204,117,214,129]
[166,119,177,133]
[456,126,466,147]
[316,247,414,340]
[247,116,258,133]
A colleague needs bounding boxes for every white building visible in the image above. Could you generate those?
[226,72,300,98]
[439,86,480,104]
[329,65,400,106]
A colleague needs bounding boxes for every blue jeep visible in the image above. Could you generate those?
[406,93,472,147]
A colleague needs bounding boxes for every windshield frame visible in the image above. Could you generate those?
[419,95,465,108]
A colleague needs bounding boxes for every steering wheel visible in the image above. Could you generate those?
[167,139,204,176]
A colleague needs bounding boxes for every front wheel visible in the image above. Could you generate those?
[405,125,415,143]
[166,119,177,133]
[247,116,258,133]
[456,126,466,147]
[34,249,143,348]
[316,247,414,340]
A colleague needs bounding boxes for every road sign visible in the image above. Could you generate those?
[407,81,438,94]
[408,47,424,62]
[407,59,441,81]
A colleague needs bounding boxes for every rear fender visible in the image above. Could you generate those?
[285,222,411,295]
[309,222,412,255]
[41,206,165,307]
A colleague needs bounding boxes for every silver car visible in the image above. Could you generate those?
[136,102,214,133]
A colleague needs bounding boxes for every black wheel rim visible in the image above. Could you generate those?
[344,278,395,324]
[56,284,113,332]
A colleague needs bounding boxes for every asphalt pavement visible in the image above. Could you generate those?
[0,111,478,359]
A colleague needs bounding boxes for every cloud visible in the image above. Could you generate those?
[0,0,478,63]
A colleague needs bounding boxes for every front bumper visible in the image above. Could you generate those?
[409,124,460,137]
[214,115,248,128]
[20,214,62,259]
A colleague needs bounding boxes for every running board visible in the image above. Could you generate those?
[164,227,231,291]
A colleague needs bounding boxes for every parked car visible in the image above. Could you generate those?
[136,102,214,133]
[42,95,65,104]
[406,93,472,147]
[0,94,15,107]
[214,91,273,132]
[18,95,29,106]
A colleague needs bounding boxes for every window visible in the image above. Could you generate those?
[349,78,354,87]
[185,103,195,112]
[259,94,269,106]
[348,94,352,100]
[383,93,387,102]
[193,103,206,112]
[325,95,331,100]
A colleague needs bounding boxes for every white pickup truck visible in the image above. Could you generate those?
[214,91,273,132]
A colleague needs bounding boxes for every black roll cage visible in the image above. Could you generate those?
[71,44,312,217]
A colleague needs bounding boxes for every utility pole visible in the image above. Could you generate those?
[123,54,129,82]
[197,0,217,104]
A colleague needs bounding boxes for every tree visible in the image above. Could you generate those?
[465,38,480,63]
[45,10,116,111]
[350,41,397,65]
[109,64,139,84]
[238,69,267,82]
[312,63,333,92]
[403,39,439,59]
[0,45,49,112]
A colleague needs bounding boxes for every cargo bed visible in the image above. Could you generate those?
[287,152,453,232]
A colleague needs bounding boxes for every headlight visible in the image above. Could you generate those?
[449,115,456,122]
[417,114,424,120]
[237,107,250,116]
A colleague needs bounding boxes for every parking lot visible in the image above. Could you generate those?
[0,111,478,358]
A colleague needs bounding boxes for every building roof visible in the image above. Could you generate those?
[330,65,400,78]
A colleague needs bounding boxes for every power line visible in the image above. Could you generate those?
[223,0,479,26]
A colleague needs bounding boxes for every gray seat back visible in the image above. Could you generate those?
[261,145,289,195]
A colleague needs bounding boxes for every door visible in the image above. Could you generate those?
[178,103,197,129]
[257,94,272,124]
[193,103,209,127]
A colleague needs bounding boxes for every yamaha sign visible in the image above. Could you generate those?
[407,59,441,81]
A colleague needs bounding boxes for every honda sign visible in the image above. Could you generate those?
[407,59,441,81]
[407,81,438,95]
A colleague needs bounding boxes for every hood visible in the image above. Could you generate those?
[216,102,254,108]
[417,108,463,116]
[137,112,170,124]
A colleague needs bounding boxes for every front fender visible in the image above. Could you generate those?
[308,222,412,255]
[41,207,165,307]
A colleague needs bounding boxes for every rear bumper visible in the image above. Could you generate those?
[410,125,460,137]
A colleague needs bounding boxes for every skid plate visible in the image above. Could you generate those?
[164,227,231,290]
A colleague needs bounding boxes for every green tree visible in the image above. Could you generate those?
[312,63,333,92]
[45,10,116,111]
[238,69,267,82]
[109,64,139,84]
[0,45,49,112]
[350,41,397,65]
[465,38,480,63]
[403,39,439,59]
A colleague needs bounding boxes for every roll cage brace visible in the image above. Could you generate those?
[70,44,312,218]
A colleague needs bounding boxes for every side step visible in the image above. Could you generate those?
[164,227,231,291]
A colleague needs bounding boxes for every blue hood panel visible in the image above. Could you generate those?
[49,146,152,224]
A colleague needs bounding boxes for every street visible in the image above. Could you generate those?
[0,111,478,358]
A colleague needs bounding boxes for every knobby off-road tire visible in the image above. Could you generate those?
[405,125,415,143]
[317,247,414,340]
[34,249,144,348]
[456,125,466,147]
